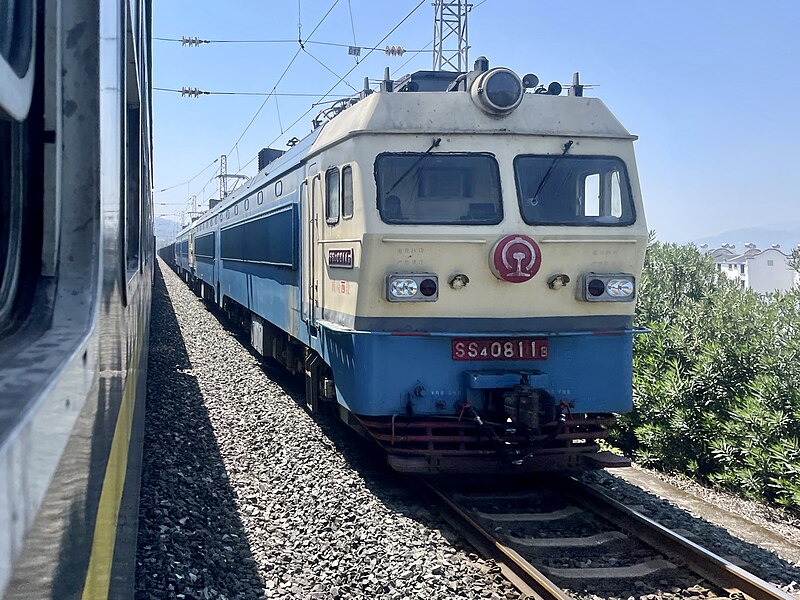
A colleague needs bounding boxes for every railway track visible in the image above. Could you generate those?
[429,477,795,600]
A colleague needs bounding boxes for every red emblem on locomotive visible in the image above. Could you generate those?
[490,235,542,283]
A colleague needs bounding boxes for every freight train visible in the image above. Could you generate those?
[0,0,154,597]
[166,58,647,474]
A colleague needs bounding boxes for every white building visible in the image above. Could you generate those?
[704,244,797,293]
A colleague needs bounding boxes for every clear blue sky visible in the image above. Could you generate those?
[152,0,800,242]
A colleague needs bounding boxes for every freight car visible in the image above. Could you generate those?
[0,0,154,597]
[170,58,647,474]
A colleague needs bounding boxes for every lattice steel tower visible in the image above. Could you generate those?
[432,0,471,71]
[219,154,227,198]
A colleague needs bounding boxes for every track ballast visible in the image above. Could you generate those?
[136,260,521,600]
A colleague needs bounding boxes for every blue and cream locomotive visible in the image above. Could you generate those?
[171,58,648,474]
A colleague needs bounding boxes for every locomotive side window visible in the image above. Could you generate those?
[325,168,340,224]
[514,155,635,226]
[342,165,353,219]
[376,153,502,225]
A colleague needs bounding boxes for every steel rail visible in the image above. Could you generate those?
[427,483,572,600]
[561,477,795,600]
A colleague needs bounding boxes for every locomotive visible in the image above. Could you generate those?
[0,0,154,597]
[170,57,647,474]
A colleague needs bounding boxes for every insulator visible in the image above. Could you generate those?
[179,87,207,98]
[384,45,405,56]
[180,36,208,47]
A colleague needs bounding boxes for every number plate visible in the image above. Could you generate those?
[451,338,548,361]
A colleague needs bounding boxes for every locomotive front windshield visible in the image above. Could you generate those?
[376,153,502,225]
[514,155,635,226]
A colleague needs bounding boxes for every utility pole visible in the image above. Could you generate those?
[432,0,471,71]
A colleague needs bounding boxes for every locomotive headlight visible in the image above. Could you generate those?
[581,274,636,302]
[606,278,635,298]
[587,278,606,297]
[386,274,439,302]
[390,278,418,298]
[471,68,524,116]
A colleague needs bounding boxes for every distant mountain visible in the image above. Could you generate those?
[692,225,800,253]
[155,217,180,247]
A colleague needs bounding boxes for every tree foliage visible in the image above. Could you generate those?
[790,247,800,277]
[612,240,800,513]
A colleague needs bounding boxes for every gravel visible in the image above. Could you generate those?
[638,467,800,548]
[581,469,800,598]
[135,260,522,600]
[137,259,800,600]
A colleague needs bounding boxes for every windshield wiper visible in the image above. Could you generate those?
[531,140,573,204]
[385,137,442,197]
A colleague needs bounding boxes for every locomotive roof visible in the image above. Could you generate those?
[178,89,634,237]
[312,91,635,152]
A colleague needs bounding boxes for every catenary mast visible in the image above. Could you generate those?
[432,0,471,71]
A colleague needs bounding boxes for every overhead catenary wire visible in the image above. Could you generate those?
[155,157,219,193]
[226,46,302,155]
[154,37,433,53]
[301,47,359,92]
[154,87,349,98]
[274,94,284,133]
[167,0,427,214]
[225,0,342,157]
[347,0,358,63]
[311,0,427,100]
[395,38,434,74]
[297,0,302,45]
[253,0,428,158]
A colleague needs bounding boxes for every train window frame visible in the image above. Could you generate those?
[244,198,249,211]
[257,190,264,205]
[325,167,340,225]
[375,152,503,226]
[513,154,636,227]
[342,165,354,220]
[234,205,238,216]
[275,180,283,196]
[120,2,143,296]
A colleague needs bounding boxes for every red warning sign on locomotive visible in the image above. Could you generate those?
[489,234,542,283]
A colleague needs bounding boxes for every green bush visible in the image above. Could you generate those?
[612,240,800,513]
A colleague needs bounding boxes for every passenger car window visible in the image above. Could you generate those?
[326,168,340,224]
[125,107,141,272]
[376,153,502,225]
[514,155,635,226]
[342,166,353,219]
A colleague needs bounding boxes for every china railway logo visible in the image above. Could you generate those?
[490,235,542,283]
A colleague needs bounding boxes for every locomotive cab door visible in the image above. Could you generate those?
[303,169,323,331]
[300,178,312,326]
[188,231,196,273]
